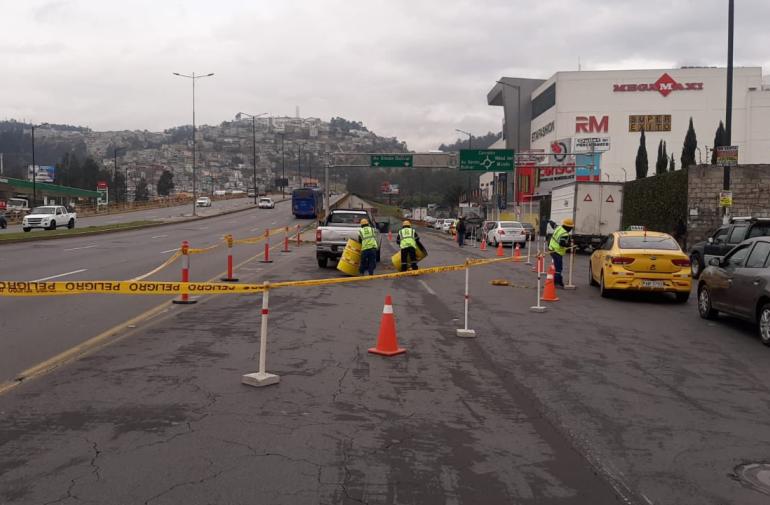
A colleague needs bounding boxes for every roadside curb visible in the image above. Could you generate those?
[0,197,290,246]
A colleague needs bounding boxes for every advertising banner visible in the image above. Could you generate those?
[573,137,611,153]
[28,165,55,183]
[716,146,738,167]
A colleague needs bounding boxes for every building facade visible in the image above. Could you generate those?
[490,67,770,205]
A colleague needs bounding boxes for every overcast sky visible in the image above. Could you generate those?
[2,0,768,150]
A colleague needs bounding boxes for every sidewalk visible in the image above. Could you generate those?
[0,233,622,505]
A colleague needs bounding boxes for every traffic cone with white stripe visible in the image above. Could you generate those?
[480,238,487,251]
[368,295,406,357]
[541,262,560,302]
[496,241,504,257]
[514,243,522,261]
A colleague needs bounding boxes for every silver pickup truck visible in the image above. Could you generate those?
[315,208,386,268]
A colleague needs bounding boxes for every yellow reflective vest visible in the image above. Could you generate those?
[398,227,417,249]
[359,226,378,251]
[549,226,569,256]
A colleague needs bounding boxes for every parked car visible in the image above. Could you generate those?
[442,219,455,234]
[697,237,770,344]
[521,222,536,241]
[589,230,692,302]
[424,216,437,226]
[196,197,212,207]
[485,221,527,247]
[460,216,485,239]
[258,197,275,209]
[433,219,446,230]
[689,217,770,278]
[316,209,385,268]
[247,189,257,198]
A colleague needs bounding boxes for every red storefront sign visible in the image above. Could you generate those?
[576,115,608,133]
[613,73,703,97]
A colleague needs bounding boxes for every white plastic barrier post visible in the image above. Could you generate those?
[526,232,532,265]
[564,246,577,290]
[530,254,547,313]
[242,281,280,387]
[456,260,476,337]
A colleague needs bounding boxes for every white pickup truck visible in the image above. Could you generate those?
[315,208,386,268]
[22,205,77,232]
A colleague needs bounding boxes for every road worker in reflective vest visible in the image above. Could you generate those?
[397,220,420,272]
[357,218,379,276]
[548,217,574,288]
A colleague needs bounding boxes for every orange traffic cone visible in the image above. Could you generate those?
[480,239,487,251]
[541,263,560,302]
[369,295,406,356]
[514,243,522,261]
[496,241,504,257]
[388,230,393,241]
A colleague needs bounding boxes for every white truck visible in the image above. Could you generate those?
[315,208,385,268]
[549,182,623,251]
[22,205,77,232]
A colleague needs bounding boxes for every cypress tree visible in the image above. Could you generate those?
[680,117,697,168]
[669,153,676,172]
[711,120,726,164]
[635,129,649,179]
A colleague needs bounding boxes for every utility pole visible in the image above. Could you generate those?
[456,128,473,208]
[281,133,286,197]
[723,0,734,224]
[31,124,36,207]
[297,143,302,185]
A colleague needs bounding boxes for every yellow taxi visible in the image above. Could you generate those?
[589,229,692,302]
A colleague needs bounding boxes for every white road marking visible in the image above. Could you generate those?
[151,234,168,239]
[419,280,437,295]
[160,248,178,254]
[62,244,97,252]
[270,221,277,225]
[33,269,88,282]
[199,226,209,230]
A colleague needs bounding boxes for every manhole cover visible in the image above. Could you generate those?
[735,463,770,495]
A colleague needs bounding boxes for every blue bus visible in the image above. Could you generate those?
[292,187,323,218]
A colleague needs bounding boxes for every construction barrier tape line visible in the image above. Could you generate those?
[0,256,521,297]
[130,251,182,281]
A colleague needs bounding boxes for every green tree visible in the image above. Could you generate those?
[669,153,676,172]
[680,117,697,169]
[710,120,726,164]
[635,129,649,179]
[112,172,127,203]
[134,178,150,202]
[156,170,175,196]
[655,139,666,175]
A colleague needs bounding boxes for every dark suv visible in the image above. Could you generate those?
[689,217,770,278]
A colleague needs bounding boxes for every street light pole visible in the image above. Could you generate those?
[236,112,267,204]
[281,133,286,197]
[456,128,473,205]
[173,71,214,216]
[297,143,302,185]
[31,124,36,207]
[724,0,734,223]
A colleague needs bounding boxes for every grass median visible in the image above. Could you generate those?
[0,220,161,244]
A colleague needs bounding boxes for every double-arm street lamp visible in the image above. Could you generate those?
[456,128,473,204]
[172,71,214,216]
[236,112,267,204]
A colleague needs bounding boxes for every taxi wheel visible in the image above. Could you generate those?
[697,285,718,319]
[758,304,770,346]
[589,262,598,286]
[690,254,702,279]
[599,271,612,298]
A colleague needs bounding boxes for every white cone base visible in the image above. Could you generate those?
[456,329,477,338]
[242,372,280,387]
[564,285,577,290]
[529,306,547,313]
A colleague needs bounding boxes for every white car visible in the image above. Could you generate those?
[196,197,212,207]
[486,221,527,247]
[433,219,446,230]
[442,219,456,233]
[258,197,275,209]
[424,216,437,225]
[22,205,76,232]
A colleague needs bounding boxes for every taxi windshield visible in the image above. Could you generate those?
[619,236,679,250]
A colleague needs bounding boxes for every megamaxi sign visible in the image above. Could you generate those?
[613,73,703,97]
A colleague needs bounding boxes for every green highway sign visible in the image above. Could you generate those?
[459,149,515,171]
[370,154,413,168]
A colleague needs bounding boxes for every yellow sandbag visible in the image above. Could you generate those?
[391,243,427,270]
[337,239,361,276]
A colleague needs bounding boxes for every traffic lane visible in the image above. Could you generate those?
[0,232,623,504]
[452,251,770,505]
[0,205,312,382]
[0,196,273,233]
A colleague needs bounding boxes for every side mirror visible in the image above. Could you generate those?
[708,257,722,267]
[707,237,714,244]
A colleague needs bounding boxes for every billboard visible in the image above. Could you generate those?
[573,137,611,153]
[28,165,55,183]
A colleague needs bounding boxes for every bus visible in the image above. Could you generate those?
[292,187,323,218]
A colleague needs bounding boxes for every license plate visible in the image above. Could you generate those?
[642,280,664,288]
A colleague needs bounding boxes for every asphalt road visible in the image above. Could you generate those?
[3,226,770,504]
[0,197,309,383]
[2,195,271,233]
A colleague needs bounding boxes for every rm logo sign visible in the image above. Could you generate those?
[576,115,608,134]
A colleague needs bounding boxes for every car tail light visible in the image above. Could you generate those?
[611,256,635,265]
[316,230,322,242]
[672,258,691,267]
[499,230,505,235]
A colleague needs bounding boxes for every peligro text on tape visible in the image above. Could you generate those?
[0,256,520,297]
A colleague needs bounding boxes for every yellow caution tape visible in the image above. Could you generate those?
[130,251,182,281]
[188,243,222,255]
[0,255,522,297]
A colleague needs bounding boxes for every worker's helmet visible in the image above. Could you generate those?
[562,218,574,227]
[402,220,411,227]
[360,218,369,226]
